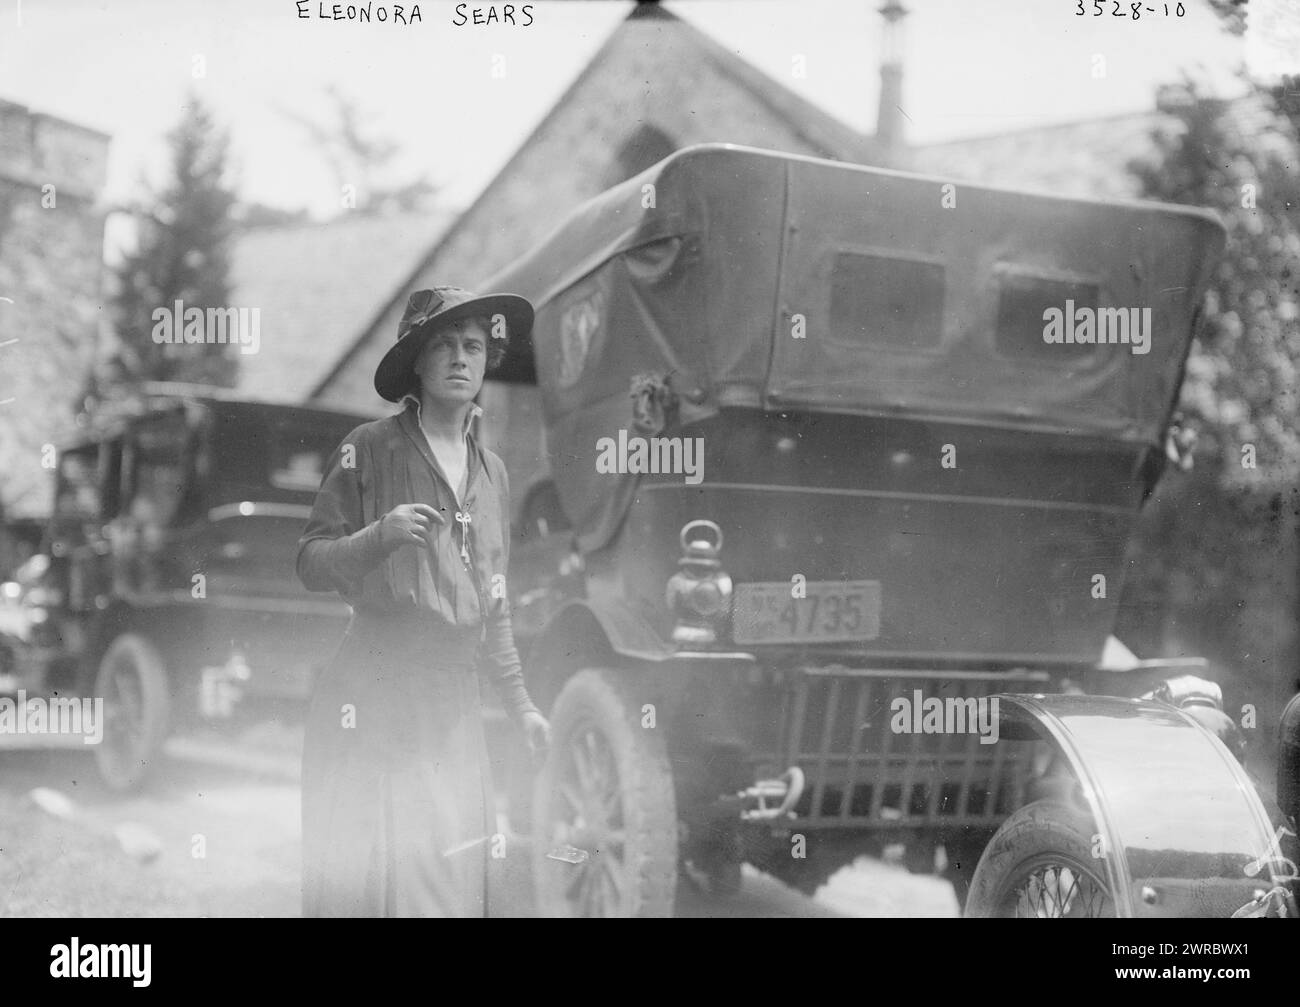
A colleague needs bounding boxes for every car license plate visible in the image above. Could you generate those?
[732,580,881,644]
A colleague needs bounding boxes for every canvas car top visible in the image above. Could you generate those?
[487,143,1225,444]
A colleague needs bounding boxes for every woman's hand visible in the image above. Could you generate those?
[378,503,445,551]
[520,710,551,765]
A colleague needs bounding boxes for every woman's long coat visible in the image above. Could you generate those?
[296,399,537,917]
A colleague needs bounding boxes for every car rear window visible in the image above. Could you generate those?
[996,271,1100,362]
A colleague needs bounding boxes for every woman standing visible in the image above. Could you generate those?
[296,285,549,917]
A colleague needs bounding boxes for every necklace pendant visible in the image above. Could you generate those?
[455,510,472,565]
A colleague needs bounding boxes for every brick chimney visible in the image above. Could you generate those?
[876,0,907,166]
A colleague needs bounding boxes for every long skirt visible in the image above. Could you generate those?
[301,612,495,917]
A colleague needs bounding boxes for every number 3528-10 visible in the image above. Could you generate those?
[1075,2,1185,16]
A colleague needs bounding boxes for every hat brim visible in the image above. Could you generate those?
[373,293,534,402]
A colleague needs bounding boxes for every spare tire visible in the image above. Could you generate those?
[965,799,1115,918]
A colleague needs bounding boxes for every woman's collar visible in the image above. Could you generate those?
[401,393,484,438]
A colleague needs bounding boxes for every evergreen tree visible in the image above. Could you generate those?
[109,94,238,389]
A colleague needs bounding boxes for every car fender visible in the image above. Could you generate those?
[525,598,674,707]
[997,693,1292,918]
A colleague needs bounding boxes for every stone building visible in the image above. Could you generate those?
[0,98,110,518]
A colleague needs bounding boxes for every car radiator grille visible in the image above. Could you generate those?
[766,666,1054,829]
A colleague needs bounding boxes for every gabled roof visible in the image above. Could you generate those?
[910,91,1275,201]
[910,109,1169,200]
[229,208,451,402]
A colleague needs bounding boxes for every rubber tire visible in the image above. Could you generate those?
[942,830,996,912]
[965,800,1115,918]
[532,668,677,917]
[93,634,172,791]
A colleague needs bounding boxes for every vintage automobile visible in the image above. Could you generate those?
[1,384,371,788]
[483,143,1297,917]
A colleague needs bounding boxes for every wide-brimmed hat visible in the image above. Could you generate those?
[373,285,534,402]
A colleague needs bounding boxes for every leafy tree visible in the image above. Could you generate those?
[1117,69,1300,753]
[1207,0,1247,35]
[1129,81,1300,479]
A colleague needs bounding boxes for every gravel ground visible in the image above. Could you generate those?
[0,744,959,918]
[0,749,300,918]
